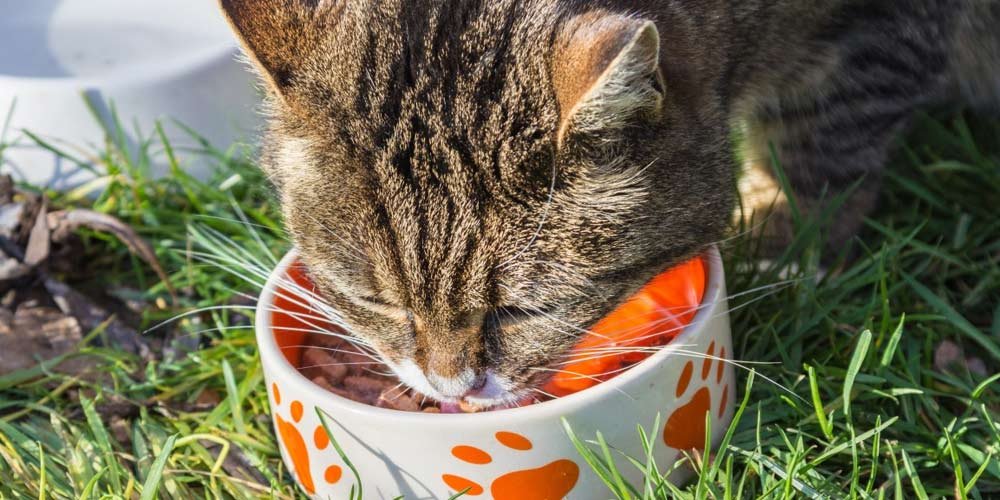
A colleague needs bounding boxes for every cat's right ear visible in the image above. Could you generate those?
[552,13,664,149]
[219,0,336,103]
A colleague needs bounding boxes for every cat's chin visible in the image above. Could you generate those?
[417,385,534,413]
[422,387,532,413]
[460,393,532,411]
[385,358,530,410]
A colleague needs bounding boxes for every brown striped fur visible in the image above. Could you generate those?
[221,0,999,405]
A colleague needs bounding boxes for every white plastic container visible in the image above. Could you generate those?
[0,0,261,189]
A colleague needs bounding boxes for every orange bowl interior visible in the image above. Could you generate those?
[542,256,706,396]
[270,262,330,367]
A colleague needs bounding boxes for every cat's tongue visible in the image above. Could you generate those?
[438,402,463,414]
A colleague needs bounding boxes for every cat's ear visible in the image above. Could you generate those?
[553,14,664,148]
[219,0,336,102]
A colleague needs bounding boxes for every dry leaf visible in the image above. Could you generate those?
[47,209,177,301]
[23,199,50,267]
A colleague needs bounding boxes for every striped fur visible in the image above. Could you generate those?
[221,0,999,405]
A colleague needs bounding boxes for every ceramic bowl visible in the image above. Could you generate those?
[256,248,734,499]
[0,0,260,189]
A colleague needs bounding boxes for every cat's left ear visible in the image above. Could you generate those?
[553,13,664,148]
[219,0,338,104]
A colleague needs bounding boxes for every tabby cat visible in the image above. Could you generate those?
[220,0,999,407]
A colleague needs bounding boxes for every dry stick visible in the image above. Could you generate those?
[47,209,178,303]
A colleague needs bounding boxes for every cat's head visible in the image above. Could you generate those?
[222,0,733,407]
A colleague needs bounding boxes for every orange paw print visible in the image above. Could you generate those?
[663,341,731,450]
[442,431,579,499]
[271,383,343,495]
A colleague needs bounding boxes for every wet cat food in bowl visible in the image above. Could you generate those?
[256,248,734,498]
[292,256,706,413]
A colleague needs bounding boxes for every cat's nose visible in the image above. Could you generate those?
[427,369,487,399]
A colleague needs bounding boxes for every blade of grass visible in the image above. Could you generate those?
[843,330,873,417]
[316,409,363,500]
[903,273,1000,361]
[140,434,177,500]
[222,360,248,435]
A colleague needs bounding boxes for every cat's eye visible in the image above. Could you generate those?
[359,295,394,308]
[355,295,411,321]
[485,305,548,330]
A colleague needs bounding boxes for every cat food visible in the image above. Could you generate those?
[297,332,465,412]
[286,256,706,412]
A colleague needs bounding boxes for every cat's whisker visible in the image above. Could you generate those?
[186,259,272,291]
[498,284,615,342]
[187,250,278,287]
[186,240,387,361]
[544,276,804,345]
[165,324,371,351]
[191,213,290,238]
[200,260,351,328]
[226,197,281,266]
[564,345,780,368]
[186,257,274,290]
[297,361,383,370]
[290,345,383,363]
[187,248,279,282]
[247,304,349,330]
[383,382,408,402]
[548,343,703,366]
[535,275,800,343]
[546,362,639,382]
[250,296,355,337]
[156,306,374,360]
[668,350,804,401]
[184,224,398,372]
[280,343,383,361]
[299,210,369,263]
[146,305,263,334]
[191,225,275,273]
[546,347,802,402]
[361,368,397,378]
[508,283,782,352]
[528,387,559,401]
[273,329,380,359]
[528,367,638,402]
[182,259,368,342]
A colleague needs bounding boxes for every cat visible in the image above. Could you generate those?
[219,0,999,408]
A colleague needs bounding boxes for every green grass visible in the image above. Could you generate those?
[1,107,998,499]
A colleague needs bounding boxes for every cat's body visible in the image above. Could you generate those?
[220,0,999,407]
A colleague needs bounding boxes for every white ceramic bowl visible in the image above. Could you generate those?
[0,0,260,189]
[257,248,735,499]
